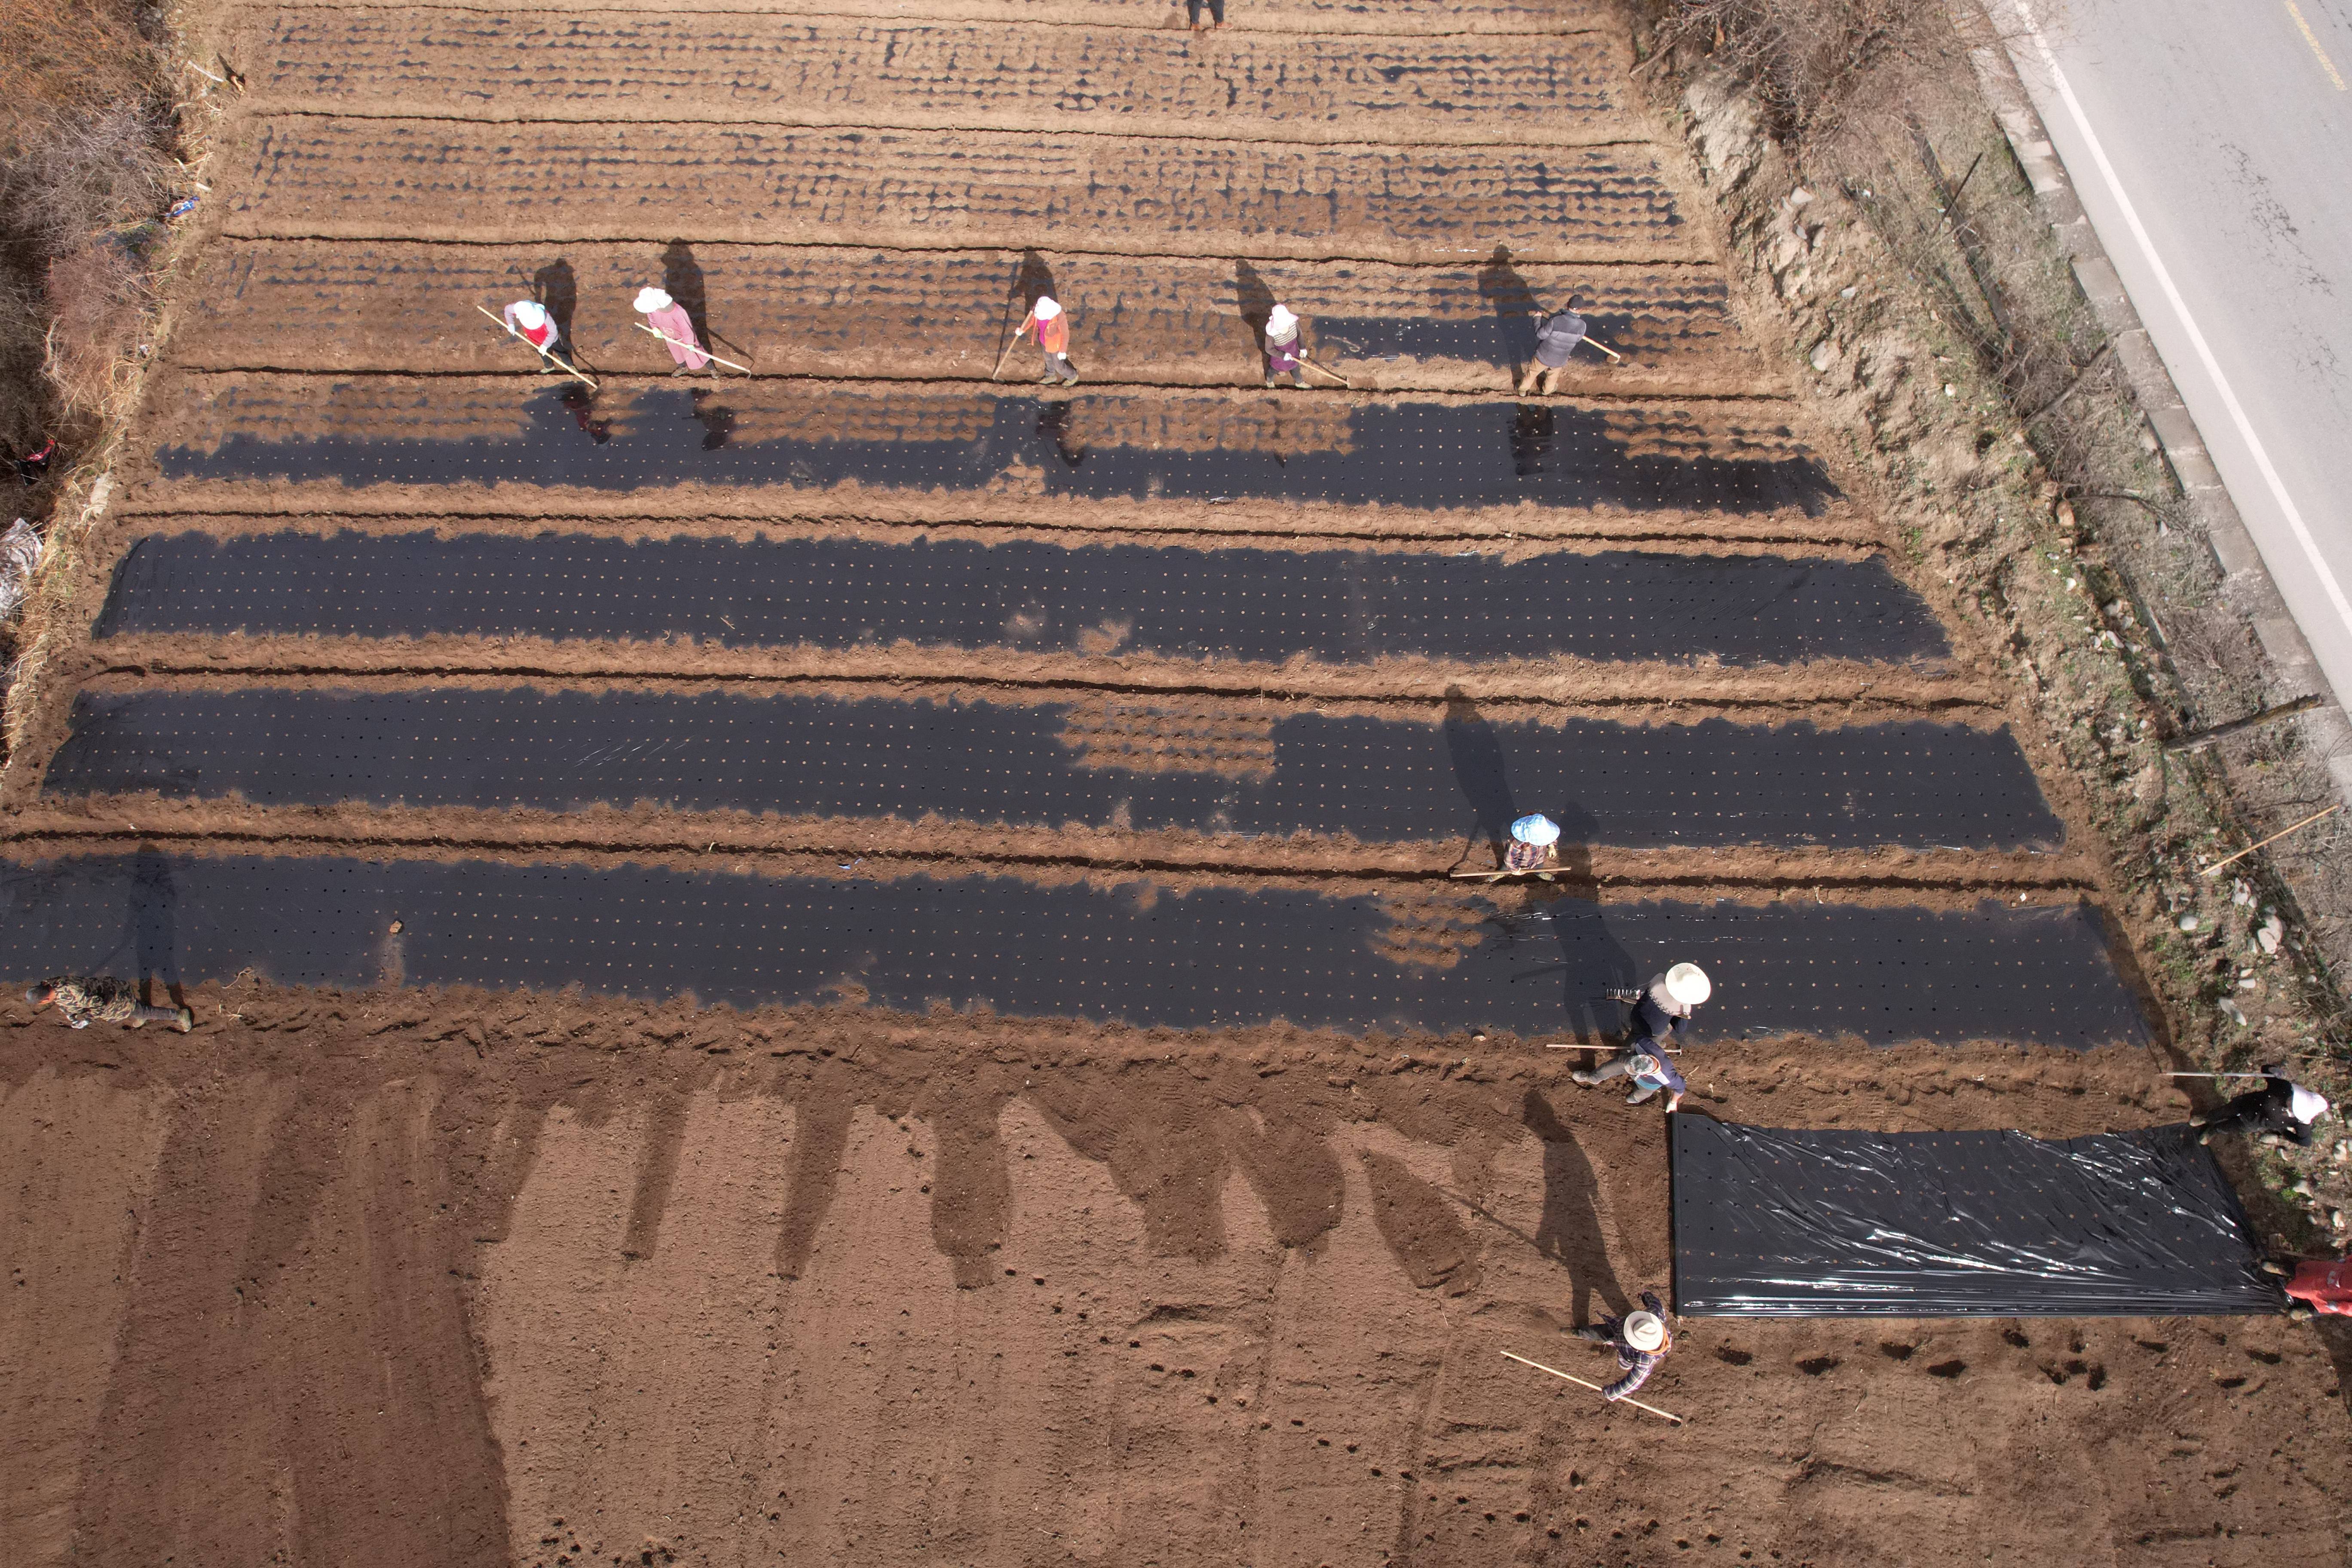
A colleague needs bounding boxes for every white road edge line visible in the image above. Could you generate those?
[2001,0,2352,638]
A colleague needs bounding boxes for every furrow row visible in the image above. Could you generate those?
[34,684,2061,850]
[0,849,2149,1046]
[233,0,1617,38]
[222,9,1636,144]
[213,117,1702,262]
[168,241,1761,396]
[130,375,1845,526]
[90,529,1948,667]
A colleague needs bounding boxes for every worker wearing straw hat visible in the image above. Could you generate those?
[2192,1063,2331,1148]
[634,286,711,375]
[1574,962,1710,1112]
[1016,295,1080,386]
[1263,303,1309,389]
[500,299,564,372]
[1504,812,1562,879]
[1572,1289,1674,1401]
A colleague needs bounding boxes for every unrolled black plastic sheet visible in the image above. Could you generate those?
[1672,1118,2283,1316]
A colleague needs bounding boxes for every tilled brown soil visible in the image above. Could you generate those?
[6,0,2349,1559]
[4,1008,2343,1567]
[167,241,1758,393]
[222,9,1638,143]
[211,117,1699,259]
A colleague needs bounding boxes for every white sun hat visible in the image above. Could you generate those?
[1267,304,1298,334]
[510,300,549,329]
[1664,962,1712,1007]
[2291,1084,2332,1123]
[1622,1311,1667,1352]
[634,286,674,313]
[1510,813,1561,846]
[1032,295,1062,319]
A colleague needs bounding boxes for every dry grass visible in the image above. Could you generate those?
[0,0,188,748]
[1648,0,1952,136]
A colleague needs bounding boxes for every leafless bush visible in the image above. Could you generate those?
[0,0,175,451]
[1650,0,1948,136]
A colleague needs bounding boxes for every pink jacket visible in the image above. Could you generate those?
[644,303,710,368]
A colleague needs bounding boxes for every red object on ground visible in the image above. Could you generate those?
[2287,1259,2352,1316]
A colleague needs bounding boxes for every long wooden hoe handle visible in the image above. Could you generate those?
[1501,1349,1684,1424]
[634,321,752,374]
[1298,354,1353,387]
[477,304,597,391]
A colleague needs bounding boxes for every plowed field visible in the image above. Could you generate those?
[3,0,2343,1564]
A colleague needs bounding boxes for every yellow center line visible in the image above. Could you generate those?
[2285,0,2349,90]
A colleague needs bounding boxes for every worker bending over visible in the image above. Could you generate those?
[1517,304,1589,396]
[1574,962,1710,1112]
[1573,1290,1674,1401]
[26,976,192,1032]
[1263,303,1309,389]
[500,299,564,372]
[634,286,711,374]
[2193,1064,2331,1147]
[1017,295,1080,386]
[1504,812,1561,879]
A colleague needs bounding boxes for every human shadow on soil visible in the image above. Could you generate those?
[158,382,1846,516]
[531,258,579,358]
[558,384,610,445]
[1035,399,1087,468]
[1521,1087,1628,1324]
[1444,687,1629,1038]
[1478,244,1540,372]
[1001,250,1060,374]
[660,239,716,358]
[1511,401,1555,475]
[1360,1149,1482,1294]
[1442,685,1600,863]
[1234,256,1276,358]
[70,844,187,1011]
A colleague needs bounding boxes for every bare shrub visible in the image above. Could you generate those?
[1650,0,1948,136]
[0,0,175,427]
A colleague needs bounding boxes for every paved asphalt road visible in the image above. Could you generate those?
[2001,0,2352,707]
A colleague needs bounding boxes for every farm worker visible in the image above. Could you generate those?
[1017,295,1080,386]
[500,299,563,372]
[1504,812,1561,879]
[634,286,711,374]
[1577,962,1710,1112]
[2192,1064,2331,1148]
[1187,0,1226,28]
[1572,1290,1674,1401]
[2274,1256,2352,1321]
[26,976,192,1032]
[1516,304,1589,396]
[1263,303,1308,389]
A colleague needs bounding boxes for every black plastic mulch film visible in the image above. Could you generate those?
[1670,1118,2282,1316]
[95,531,1950,668]
[46,687,2063,850]
[158,389,1840,516]
[0,852,2148,1046]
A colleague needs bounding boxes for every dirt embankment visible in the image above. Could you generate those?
[1,1001,2342,1568]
